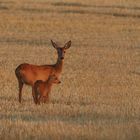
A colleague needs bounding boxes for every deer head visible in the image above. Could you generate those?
[48,75,61,84]
[51,40,71,60]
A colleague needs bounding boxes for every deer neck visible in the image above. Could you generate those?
[55,56,64,74]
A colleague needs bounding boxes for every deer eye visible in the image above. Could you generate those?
[64,51,66,53]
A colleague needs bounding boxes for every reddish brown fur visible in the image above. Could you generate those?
[34,75,61,104]
[15,40,71,103]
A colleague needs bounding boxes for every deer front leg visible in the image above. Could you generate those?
[32,87,37,104]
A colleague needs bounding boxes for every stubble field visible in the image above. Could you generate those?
[0,0,140,140]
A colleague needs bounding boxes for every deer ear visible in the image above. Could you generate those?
[51,40,58,49]
[64,40,71,49]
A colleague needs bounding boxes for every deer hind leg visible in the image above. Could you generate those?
[18,79,23,103]
[15,66,24,103]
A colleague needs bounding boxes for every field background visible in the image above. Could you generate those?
[0,0,140,139]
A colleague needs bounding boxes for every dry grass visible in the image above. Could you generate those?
[0,0,140,139]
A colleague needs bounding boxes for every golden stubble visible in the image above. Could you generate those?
[0,0,139,139]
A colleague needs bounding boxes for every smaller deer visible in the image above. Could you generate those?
[34,75,61,104]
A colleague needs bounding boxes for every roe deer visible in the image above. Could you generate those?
[15,40,71,103]
[34,75,61,104]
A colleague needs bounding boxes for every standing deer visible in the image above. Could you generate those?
[15,40,71,103]
[34,75,61,104]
